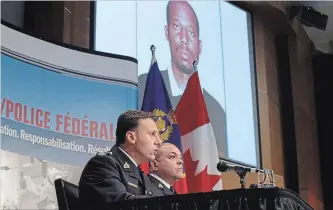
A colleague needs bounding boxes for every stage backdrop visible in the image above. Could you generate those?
[0,23,138,209]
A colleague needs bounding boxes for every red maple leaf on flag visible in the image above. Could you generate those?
[183,149,221,193]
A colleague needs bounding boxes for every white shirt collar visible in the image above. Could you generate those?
[167,63,185,97]
[167,62,203,96]
[118,147,138,167]
[150,173,171,189]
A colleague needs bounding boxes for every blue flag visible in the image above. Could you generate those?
[140,57,188,193]
[141,60,182,149]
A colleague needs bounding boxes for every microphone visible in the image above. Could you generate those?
[216,161,263,174]
[217,161,276,189]
[217,161,262,189]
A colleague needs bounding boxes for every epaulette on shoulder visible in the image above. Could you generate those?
[96,151,113,156]
[96,152,105,156]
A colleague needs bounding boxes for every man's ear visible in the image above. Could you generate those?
[125,131,136,144]
[165,25,169,41]
[149,160,158,171]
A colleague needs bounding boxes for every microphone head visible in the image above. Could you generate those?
[216,161,229,172]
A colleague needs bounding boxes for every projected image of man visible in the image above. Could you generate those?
[139,1,228,157]
[164,1,201,93]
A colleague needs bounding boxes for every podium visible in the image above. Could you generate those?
[54,178,314,210]
[109,188,314,210]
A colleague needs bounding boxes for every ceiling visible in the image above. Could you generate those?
[292,1,333,54]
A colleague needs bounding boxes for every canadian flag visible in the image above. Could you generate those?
[175,71,222,192]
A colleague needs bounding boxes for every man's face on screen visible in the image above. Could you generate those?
[165,1,201,75]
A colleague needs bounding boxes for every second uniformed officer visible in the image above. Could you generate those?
[79,110,162,210]
[148,143,183,196]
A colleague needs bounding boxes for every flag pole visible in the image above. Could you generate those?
[150,45,156,65]
[140,45,157,175]
[192,60,198,72]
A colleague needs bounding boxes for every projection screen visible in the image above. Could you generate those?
[94,0,260,167]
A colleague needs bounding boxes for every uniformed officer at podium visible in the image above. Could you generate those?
[79,110,162,210]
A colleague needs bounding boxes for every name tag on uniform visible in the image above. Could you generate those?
[128,182,138,188]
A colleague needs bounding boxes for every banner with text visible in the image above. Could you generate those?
[0,24,138,209]
[1,53,138,166]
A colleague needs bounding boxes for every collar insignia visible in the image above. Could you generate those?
[124,162,130,169]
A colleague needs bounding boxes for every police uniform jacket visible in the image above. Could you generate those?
[79,145,154,210]
[148,174,176,197]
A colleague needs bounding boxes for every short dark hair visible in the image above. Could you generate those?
[116,110,155,145]
[166,1,200,37]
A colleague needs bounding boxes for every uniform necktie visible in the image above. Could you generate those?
[137,166,145,182]
[170,186,176,194]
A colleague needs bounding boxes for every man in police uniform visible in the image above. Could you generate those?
[79,110,162,209]
[148,143,183,196]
